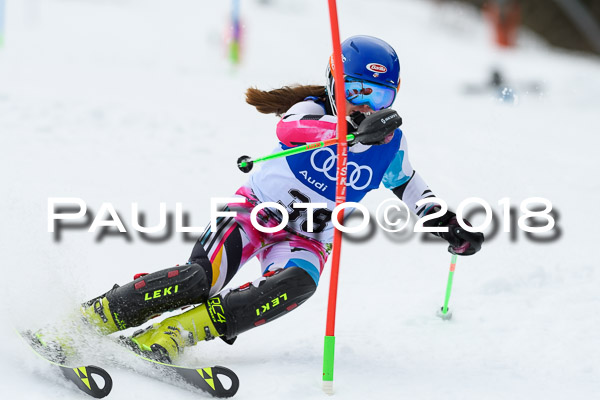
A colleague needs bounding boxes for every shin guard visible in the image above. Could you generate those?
[82,263,210,333]
[208,267,317,340]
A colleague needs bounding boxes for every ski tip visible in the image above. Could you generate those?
[62,365,113,399]
[176,364,240,398]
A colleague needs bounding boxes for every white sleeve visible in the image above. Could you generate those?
[284,100,327,117]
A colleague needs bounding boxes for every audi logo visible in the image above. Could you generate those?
[310,148,373,191]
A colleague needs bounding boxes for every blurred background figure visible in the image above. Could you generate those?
[453,0,600,102]
[483,0,522,102]
[458,0,600,55]
[483,0,521,48]
[227,0,243,65]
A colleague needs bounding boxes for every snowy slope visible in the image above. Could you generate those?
[1,0,599,399]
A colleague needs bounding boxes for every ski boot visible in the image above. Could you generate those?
[125,266,318,363]
[126,303,221,363]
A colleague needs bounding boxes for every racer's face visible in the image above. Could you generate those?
[345,102,373,116]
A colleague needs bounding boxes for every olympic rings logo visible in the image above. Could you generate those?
[310,147,373,191]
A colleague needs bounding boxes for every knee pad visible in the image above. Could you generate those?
[85,263,210,330]
[209,266,317,339]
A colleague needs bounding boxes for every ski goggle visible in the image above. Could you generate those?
[344,77,397,110]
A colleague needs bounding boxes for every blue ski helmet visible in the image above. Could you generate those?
[326,35,401,115]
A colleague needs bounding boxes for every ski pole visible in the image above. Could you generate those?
[237,133,355,173]
[437,253,457,320]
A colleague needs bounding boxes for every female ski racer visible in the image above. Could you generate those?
[78,35,484,363]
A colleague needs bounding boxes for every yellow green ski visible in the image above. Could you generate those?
[16,328,239,398]
[117,336,240,398]
[16,330,113,398]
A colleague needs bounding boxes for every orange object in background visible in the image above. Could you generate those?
[484,0,521,47]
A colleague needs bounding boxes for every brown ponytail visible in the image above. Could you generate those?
[246,85,326,117]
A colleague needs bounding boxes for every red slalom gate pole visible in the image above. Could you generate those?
[323,0,347,394]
